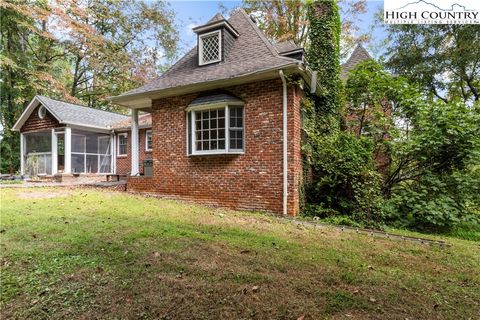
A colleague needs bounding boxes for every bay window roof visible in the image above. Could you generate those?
[188,92,243,108]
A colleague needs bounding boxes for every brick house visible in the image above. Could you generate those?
[13,9,322,215]
[107,10,320,215]
[12,11,386,216]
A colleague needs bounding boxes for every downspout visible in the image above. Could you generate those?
[279,70,288,216]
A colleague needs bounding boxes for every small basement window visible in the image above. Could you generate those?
[117,133,128,156]
[187,105,244,155]
[199,30,221,65]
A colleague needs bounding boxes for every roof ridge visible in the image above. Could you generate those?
[37,95,87,108]
[35,95,63,123]
[234,9,278,57]
[207,13,225,23]
[38,95,128,117]
[234,9,302,64]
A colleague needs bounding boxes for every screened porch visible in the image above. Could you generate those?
[21,128,114,176]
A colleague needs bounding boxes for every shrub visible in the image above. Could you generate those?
[304,131,384,225]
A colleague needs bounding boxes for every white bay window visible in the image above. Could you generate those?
[187,104,244,155]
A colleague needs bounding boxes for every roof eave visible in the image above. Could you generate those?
[108,62,302,108]
[192,20,240,37]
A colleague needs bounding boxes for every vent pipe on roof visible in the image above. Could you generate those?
[279,70,288,216]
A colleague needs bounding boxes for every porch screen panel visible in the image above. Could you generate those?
[98,137,111,173]
[72,153,85,173]
[70,130,111,173]
[24,131,52,175]
[25,131,51,153]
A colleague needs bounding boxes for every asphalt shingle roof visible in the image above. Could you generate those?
[274,40,301,54]
[340,44,372,80]
[36,96,129,129]
[116,9,299,98]
[189,92,243,107]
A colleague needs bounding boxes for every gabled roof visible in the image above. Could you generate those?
[110,9,305,106]
[340,44,372,80]
[12,96,129,131]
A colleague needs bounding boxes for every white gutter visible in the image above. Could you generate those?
[279,70,288,216]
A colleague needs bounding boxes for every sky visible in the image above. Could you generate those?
[166,0,386,59]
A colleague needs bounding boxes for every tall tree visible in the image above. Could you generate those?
[0,0,179,173]
[242,0,367,58]
[385,24,480,104]
[0,1,65,173]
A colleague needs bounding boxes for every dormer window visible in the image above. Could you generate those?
[199,30,222,66]
[193,15,239,67]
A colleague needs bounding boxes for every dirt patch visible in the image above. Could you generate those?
[16,190,73,199]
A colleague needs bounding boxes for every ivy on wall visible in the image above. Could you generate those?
[306,0,342,131]
[302,1,383,225]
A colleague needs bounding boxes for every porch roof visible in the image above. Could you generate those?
[12,96,129,132]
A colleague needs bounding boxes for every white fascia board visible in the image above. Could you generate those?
[65,123,112,133]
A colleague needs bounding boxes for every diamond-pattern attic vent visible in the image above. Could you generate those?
[199,31,221,65]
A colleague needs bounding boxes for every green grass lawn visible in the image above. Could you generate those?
[0,180,23,185]
[1,188,479,319]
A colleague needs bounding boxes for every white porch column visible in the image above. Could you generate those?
[131,109,139,176]
[51,129,58,174]
[20,133,25,175]
[110,133,115,174]
[64,127,72,174]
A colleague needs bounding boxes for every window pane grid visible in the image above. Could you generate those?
[195,109,225,151]
[229,107,244,150]
[146,131,152,150]
[118,134,127,155]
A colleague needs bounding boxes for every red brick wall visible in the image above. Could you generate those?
[127,79,303,215]
[20,105,63,132]
[115,128,152,175]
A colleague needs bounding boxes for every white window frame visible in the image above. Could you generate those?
[145,130,152,151]
[117,133,128,157]
[187,103,244,156]
[198,30,222,66]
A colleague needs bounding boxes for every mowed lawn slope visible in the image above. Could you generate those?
[1,188,479,319]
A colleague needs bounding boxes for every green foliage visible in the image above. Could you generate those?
[303,1,383,224]
[385,24,480,104]
[446,221,480,242]
[306,46,479,232]
[384,101,480,231]
[242,0,368,59]
[0,0,178,173]
[304,131,384,223]
[307,0,342,130]
[345,60,480,232]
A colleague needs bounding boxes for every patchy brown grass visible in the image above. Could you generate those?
[1,187,479,319]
